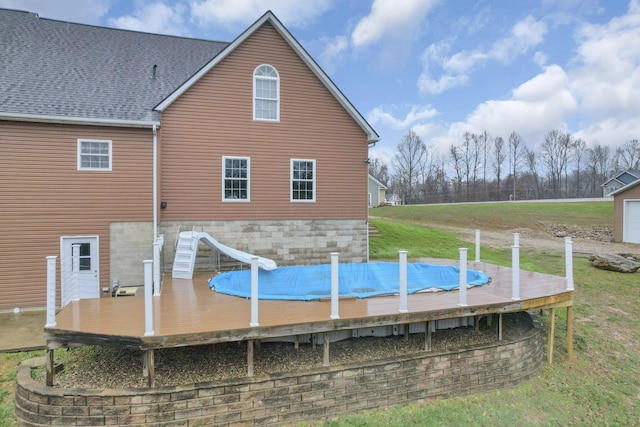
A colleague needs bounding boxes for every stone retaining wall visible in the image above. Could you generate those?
[15,314,542,426]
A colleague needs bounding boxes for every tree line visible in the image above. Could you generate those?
[369,130,640,205]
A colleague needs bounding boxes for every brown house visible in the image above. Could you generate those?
[0,9,378,310]
[611,180,640,244]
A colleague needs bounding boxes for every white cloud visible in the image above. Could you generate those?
[492,16,547,63]
[0,0,110,24]
[367,105,438,129]
[351,0,437,47]
[190,0,332,29]
[464,65,577,146]
[108,2,188,36]
[417,72,468,95]
[318,35,348,75]
[418,15,547,94]
[569,0,640,123]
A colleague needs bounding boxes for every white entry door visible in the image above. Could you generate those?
[61,236,100,305]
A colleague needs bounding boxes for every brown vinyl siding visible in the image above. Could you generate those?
[613,184,640,242]
[160,23,369,222]
[0,121,153,309]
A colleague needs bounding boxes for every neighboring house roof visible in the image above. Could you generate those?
[610,177,640,196]
[602,170,640,187]
[368,174,387,189]
[0,8,379,142]
[156,11,379,143]
[0,8,227,126]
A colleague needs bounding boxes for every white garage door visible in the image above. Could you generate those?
[623,200,640,243]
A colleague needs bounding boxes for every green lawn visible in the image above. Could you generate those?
[2,201,639,426]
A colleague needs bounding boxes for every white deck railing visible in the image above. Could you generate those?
[44,233,576,344]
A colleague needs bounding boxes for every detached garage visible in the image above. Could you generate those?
[612,180,640,244]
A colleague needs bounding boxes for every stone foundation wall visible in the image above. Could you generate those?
[109,222,154,288]
[106,219,368,289]
[160,219,369,271]
[15,315,542,426]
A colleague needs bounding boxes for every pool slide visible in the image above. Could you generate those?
[172,231,277,279]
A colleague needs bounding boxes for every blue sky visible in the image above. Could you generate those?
[2,0,638,166]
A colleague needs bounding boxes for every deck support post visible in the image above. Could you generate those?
[565,237,574,291]
[548,307,556,364]
[497,313,503,341]
[247,340,254,376]
[143,350,155,387]
[475,230,480,262]
[399,251,408,313]
[250,257,259,327]
[567,305,574,363]
[458,248,468,306]
[45,256,57,328]
[330,253,340,319]
[312,333,317,350]
[474,315,480,332]
[45,349,55,387]
[424,321,431,352]
[294,335,299,349]
[153,239,162,296]
[511,244,520,301]
[323,332,330,367]
[143,260,154,336]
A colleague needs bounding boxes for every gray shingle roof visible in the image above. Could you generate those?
[0,9,228,123]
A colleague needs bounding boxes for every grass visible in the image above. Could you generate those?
[0,351,43,427]
[2,200,638,426]
[370,201,613,231]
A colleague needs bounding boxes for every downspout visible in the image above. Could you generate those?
[153,124,158,240]
[152,124,161,294]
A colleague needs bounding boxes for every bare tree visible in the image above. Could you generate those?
[572,138,587,197]
[541,130,572,198]
[508,132,524,200]
[524,148,541,199]
[368,157,389,186]
[587,144,613,196]
[392,131,427,204]
[449,144,464,202]
[492,136,506,200]
[476,130,490,200]
[617,139,640,170]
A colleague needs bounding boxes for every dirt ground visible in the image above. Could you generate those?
[444,222,639,256]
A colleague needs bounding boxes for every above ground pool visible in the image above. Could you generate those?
[208,262,490,301]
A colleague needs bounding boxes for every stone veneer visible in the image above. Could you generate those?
[107,219,368,289]
[15,314,542,426]
[160,220,369,270]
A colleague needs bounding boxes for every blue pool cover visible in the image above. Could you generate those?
[208,262,490,300]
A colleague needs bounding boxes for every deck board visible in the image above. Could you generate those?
[46,259,573,350]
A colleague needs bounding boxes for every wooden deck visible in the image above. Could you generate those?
[45,259,573,351]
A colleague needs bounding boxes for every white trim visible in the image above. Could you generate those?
[253,64,280,122]
[222,156,251,202]
[77,139,112,171]
[290,158,316,203]
[623,199,640,243]
[153,11,378,143]
[0,112,159,128]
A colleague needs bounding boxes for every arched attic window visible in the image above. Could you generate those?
[253,64,279,121]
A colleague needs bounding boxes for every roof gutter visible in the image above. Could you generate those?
[0,112,160,128]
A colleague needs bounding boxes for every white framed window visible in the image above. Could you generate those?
[78,139,112,171]
[253,64,279,121]
[223,156,250,201]
[291,159,315,202]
